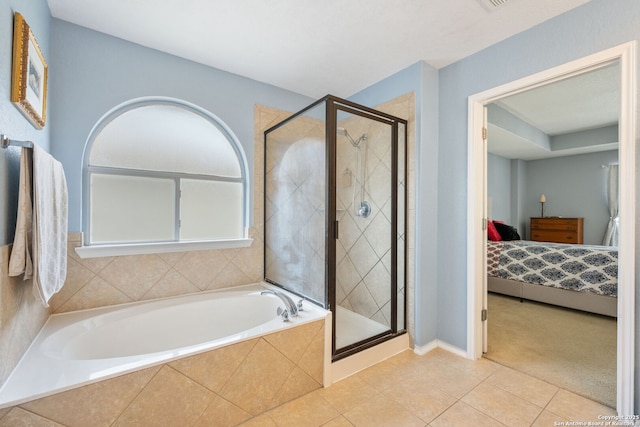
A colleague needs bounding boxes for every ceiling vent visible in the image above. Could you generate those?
[477,0,511,11]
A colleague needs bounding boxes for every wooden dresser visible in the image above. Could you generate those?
[530,217,584,244]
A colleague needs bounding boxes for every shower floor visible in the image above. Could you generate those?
[335,306,389,349]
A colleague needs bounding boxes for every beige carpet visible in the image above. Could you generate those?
[484,292,617,408]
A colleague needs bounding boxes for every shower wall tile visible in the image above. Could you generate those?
[337,256,360,296]
[335,93,416,336]
[366,213,392,258]
[348,282,379,318]
[349,236,379,279]
[364,262,392,307]
[337,214,360,251]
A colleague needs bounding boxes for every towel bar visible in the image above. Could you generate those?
[1,134,34,149]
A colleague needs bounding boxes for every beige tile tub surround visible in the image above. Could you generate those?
[0,94,415,423]
[0,320,324,426]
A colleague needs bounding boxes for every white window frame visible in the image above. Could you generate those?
[76,97,252,258]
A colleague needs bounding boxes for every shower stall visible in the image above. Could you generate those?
[264,95,407,360]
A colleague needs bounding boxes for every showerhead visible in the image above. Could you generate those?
[337,127,367,147]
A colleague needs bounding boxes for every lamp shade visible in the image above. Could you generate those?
[539,194,546,203]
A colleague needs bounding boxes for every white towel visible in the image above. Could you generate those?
[31,145,68,307]
[9,148,34,279]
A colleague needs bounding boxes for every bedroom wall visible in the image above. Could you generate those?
[438,0,640,409]
[487,153,511,223]
[512,159,527,234]
[488,150,619,245]
[524,150,618,245]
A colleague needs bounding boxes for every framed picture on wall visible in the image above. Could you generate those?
[11,12,48,129]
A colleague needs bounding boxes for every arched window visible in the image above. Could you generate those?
[76,97,251,258]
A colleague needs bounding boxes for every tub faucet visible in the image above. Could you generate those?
[261,290,299,320]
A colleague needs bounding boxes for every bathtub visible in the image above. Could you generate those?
[0,283,327,409]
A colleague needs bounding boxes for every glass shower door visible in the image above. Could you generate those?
[333,108,399,356]
[264,100,327,306]
[265,95,407,361]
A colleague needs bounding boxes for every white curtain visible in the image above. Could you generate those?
[602,164,619,246]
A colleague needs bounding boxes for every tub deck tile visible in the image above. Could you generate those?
[112,365,213,427]
[219,338,296,416]
[20,365,160,427]
[169,338,258,393]
[0,407,65,427]
[193,395,252,427]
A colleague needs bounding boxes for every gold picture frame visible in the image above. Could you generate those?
[11,12,48,129]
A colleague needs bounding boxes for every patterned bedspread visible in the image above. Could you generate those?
[487,240,617,297]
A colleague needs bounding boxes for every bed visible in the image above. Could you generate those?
[487,240,618,317]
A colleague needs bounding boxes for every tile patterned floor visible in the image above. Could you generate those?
[239,348,617,427]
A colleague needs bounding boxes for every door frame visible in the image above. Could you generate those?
[466,42,636,415]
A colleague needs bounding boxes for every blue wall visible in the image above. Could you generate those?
[487,154,512,223]
[438,0,640,407]
[350,61,440,347]
[489,151,618,245]
[49,19,313,232]
[524,151,618,244]
[0,0,51,245]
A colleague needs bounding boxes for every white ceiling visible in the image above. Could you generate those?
[46,0,591,99]
[488,62,620,160]
[47,0,613,161]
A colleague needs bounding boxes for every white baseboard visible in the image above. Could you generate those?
[413,339,468,359]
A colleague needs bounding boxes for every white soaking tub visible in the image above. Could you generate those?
[0,283,327,408]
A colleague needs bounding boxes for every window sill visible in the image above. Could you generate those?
[75,238,254,259]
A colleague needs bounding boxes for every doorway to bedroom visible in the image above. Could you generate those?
[467,42,636,415]
[484,62,619,408]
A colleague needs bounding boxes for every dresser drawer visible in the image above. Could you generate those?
[529,217,583,244]
[530,221,578,231]
[531,230,579,243]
